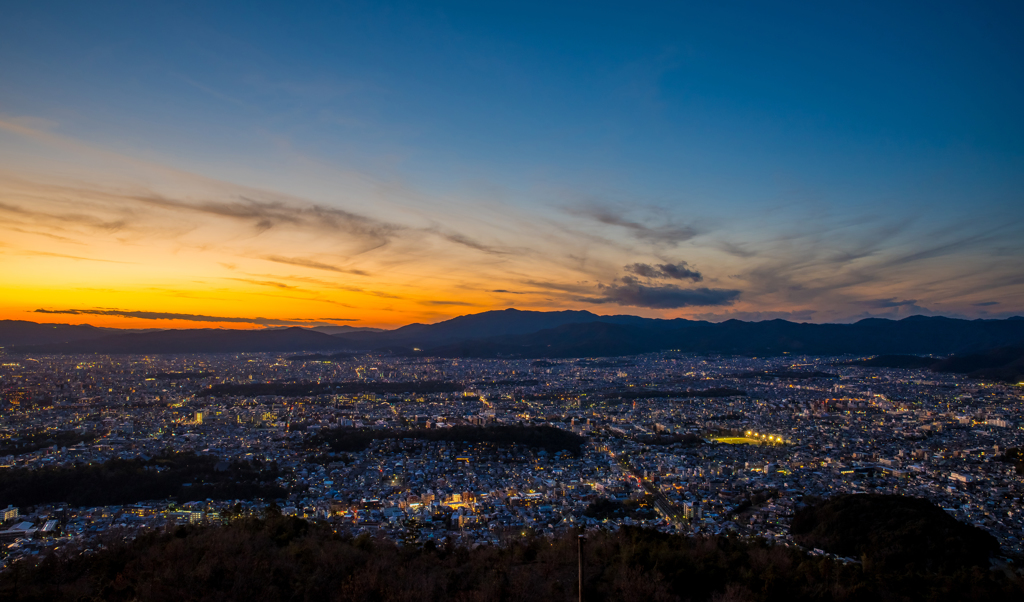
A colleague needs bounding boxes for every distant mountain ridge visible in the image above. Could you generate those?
[325,308,684,349]
[4,310,1024,359]
[0,320,156,347]
[7,326,344,354]
[305,325,384,335]
[387,312,1024,358]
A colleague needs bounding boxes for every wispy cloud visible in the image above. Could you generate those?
[862,298,919,309]
[419,300,478,306]
[130,192,399,246]
[262,255,369,275]
[225,278,298,290]
[243,273,363,292]
[716,241,758,258]
[9,228,85,244]
[0,198,131,233]
[520,280,598,295]
[876,223,1016,269]
[566,205,702,245]
[18,250,133,263]
[437,231,511,256]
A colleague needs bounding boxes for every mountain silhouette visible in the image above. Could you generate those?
[6,310,1024,359]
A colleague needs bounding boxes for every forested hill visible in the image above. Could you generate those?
[843,347,1024,383]
[791,494,1000,573]
[1,516,1017,602]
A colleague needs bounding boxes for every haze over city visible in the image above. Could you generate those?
[2,1,1022,330]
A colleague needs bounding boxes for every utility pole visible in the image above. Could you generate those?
[578,533,585,602]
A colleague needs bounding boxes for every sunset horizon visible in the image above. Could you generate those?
[2,3,1024,596]
[2,3,1022,330]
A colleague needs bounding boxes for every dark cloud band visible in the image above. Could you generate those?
[33,308,345,326]
[625,261,703,282]
[581,283,740,309]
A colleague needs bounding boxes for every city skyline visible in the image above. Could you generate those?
[2,1,1023,329]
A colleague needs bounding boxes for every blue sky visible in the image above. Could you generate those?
[1,1,1022,326]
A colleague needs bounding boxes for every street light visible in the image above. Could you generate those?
[578,533,586,602]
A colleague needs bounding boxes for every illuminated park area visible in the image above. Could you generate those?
[714,432,791,445]
[713,436,762,445]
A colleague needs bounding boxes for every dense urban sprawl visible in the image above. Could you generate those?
[1,351,1022,569]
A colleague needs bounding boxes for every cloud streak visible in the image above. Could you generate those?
[419,300,478,306]
[33,308,345,326]
[16,250,133,263]
[225,278,298,290]
[437,231,511,256]
[262,255,369,275]
[567,205,701,245]
[863,298,919,309]
[131,193,399,245]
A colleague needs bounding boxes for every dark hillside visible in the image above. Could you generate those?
[791,494,999,573]
[0,453,285,507]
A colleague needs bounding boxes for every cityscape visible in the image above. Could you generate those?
[2,0,1023,599]
[2,348,1021,569]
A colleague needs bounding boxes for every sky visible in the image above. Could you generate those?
[1,1,1023,329]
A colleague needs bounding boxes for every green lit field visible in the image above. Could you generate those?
[713,436,760,445]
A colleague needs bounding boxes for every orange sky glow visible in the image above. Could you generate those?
[1,117,1021,330]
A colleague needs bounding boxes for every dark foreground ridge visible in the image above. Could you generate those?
[1,515,1017,602]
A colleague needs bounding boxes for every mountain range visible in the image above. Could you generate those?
[3,309,1024,360]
